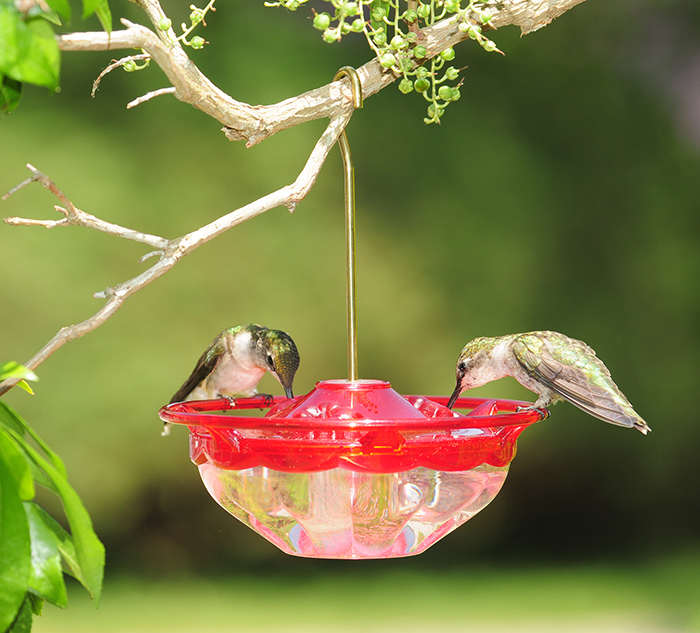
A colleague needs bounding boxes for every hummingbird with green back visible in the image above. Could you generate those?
[165,324,300,434]
[447,330,650,434]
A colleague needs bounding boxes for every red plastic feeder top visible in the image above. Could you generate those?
[159,379,542,474]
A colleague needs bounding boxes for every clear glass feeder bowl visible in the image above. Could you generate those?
[159,380,542,560]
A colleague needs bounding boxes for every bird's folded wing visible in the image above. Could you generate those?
[513,341,635,428]
[169,345,221,404]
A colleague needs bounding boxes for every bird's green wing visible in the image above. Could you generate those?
[169,338,224,403]
[512,334,640,429]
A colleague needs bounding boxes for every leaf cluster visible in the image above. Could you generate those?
[0,0,111,113]
[0,363,104,633]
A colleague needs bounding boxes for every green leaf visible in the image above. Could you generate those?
[0,409,57,491]
[81,0,102,17]
[0,401,67,480]
[82,0,111,33]
[28,591,44,616]
[0,401,24,436]
[26,457,57,494]
[94,1,111,33]
[0,73,21,113]
[0,429,35,501]
[7,431,104,605]
[22,503,79,584]
[0,457,32,633]
[24,502,68,608]
[0,365,36,393]
[7,595,32,633]
[0,4,60,90]
[45,0,71,21]
[0,362,37,384]
[16,380,35,395]
[38,5,62,25]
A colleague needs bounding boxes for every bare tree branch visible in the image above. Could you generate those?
[0,111,351,395]
[56,0,587,147]
[3,165,168,249]
[127,87,176,109]
[487,0,588,33]
[92,53,151,97]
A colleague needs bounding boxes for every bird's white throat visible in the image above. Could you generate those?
[469,339,512,386]
[228,330,259,371]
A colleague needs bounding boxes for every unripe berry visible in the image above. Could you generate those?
[427,103,444,118]
[438,85,453,100]
[413,45,427,59]
[371,6,387,21]
[440,46,455,61]
[390,35,407,49]
[398,78,413,94]
[414,77,430,93]
[373,31,387,45]
[380,53,396,68]
[314,12,332,30]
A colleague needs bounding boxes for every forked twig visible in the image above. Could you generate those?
[0,111,351,395]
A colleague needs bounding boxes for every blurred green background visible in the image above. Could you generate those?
[2,0,700,629]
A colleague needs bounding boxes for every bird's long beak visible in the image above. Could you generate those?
[447,382,462,409]
[284,386,294,399]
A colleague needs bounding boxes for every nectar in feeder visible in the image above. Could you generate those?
[159,379,542,559]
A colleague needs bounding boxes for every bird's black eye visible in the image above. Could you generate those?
[458,361,467,372]
[267,354,275,370]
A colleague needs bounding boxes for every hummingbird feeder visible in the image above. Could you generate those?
[158,67,545,559]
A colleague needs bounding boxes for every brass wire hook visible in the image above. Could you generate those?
[333,66,363,382]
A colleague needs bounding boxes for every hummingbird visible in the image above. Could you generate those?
[165,324,300,434]
[447,330,650,434]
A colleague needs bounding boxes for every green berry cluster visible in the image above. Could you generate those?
[120,3,215,79]
[268,0,502,124]
[312,1,364,43]
[264,0,309,10]
[171,1,217,49]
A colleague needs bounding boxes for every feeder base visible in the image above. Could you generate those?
[199,462,508,559]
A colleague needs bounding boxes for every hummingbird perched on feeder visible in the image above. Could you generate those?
[165,324,300,435]
[447,330,650,434]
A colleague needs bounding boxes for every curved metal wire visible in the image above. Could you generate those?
[333,67,364,381]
